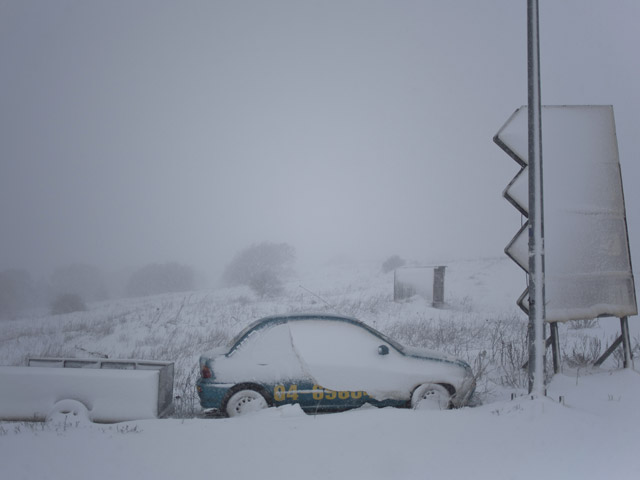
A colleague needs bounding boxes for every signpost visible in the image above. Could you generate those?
[527,0,545,396]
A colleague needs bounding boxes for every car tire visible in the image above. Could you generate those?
[411,383,451,411]
[223,386,269,417]
[46,399,92,424]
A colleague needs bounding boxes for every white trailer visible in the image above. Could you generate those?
[0,358,174,423]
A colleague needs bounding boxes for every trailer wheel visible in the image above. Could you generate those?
[46,399,91,425]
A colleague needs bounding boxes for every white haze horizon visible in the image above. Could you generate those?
[1,1,639,288]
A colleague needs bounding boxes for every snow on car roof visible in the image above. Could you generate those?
[227,312,405,354]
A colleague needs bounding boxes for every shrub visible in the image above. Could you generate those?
[382,255,405,274]
[248,269,284,297]
[222,242,295,296]
[51,293,87,315]
[564,335,602,368]
[568,318,599,330]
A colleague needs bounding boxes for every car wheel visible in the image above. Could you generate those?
[411,383,451,410]
[46,399,92,424]
[224,387,269,417]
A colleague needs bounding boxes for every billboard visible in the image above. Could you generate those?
[495,105,637,322]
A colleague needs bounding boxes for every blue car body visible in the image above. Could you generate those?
[196,313,475,416]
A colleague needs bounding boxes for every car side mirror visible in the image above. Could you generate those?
[378,345,389,356]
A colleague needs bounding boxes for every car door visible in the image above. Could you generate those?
[288,319,407,408]
[219,322,310,405]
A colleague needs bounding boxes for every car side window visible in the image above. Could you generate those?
[289,319,392,367]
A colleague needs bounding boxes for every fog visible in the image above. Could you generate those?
[1,0,639,286]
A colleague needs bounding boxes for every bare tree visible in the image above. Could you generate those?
[382,255,406,274]
[222,242,295,296]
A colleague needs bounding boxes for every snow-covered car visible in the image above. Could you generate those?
[196,313,475,417]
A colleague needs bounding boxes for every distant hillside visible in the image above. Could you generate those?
[1,256,635,417]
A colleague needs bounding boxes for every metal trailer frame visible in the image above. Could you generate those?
[27,357,175,418]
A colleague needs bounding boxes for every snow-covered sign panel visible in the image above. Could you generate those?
[393,266,446,307]
[495,105,637,322]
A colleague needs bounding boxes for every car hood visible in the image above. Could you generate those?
[401,346,471,370]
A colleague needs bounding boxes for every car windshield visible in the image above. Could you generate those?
[226,318,275,350]
[359,323,405,353]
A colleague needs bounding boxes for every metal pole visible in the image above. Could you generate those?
[594,335,623,367]
[620,316,632,368]
[527,0,546,396]
[393,269,398,302]
[432,266,446,308]
[550,322,561,373]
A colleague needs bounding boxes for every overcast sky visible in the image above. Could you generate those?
[1,0,639,283]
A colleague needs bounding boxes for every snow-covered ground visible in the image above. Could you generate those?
[1,257,639,479]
